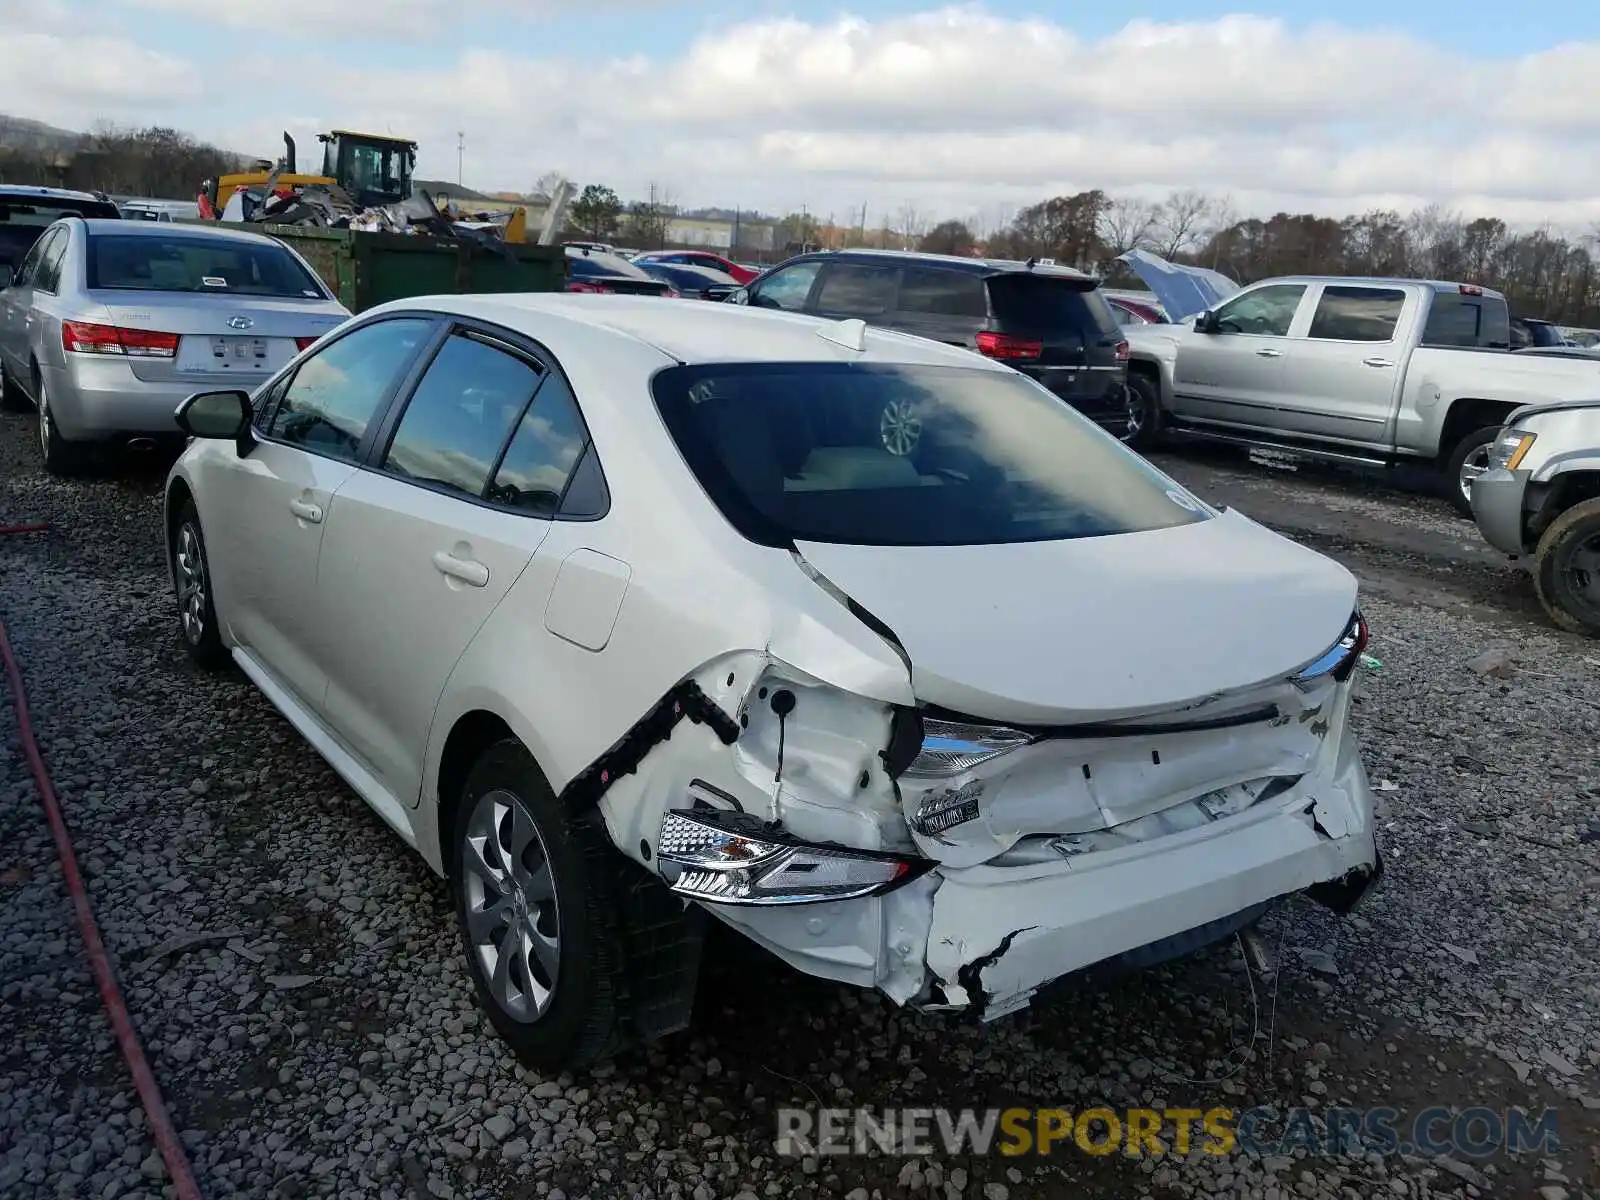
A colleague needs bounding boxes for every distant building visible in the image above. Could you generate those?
[665,215,775,253]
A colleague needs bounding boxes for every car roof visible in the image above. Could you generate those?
[1264,274,1507,299]
[76,218,284,244]
[383,293,1011,370]
[805,247,1096,282]
[0,184,113,204]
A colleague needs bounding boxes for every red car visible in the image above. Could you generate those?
[631,250,760,286]
[1104,293,1168,325]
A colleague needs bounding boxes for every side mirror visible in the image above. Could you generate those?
[1193,310,1216,333]
[176,389,253,443]
[724,287,750,306]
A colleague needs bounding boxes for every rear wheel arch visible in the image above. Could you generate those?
[1437,397,1516,461]
[436,710,521,879]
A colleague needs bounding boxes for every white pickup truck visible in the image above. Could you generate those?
[1119,252,1600,514]
[1471,399,1600,634]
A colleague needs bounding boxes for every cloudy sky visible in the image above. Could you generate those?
[4,0,1598,229]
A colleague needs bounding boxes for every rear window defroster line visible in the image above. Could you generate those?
[559,679,741,812]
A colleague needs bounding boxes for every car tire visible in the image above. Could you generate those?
[1532,496,1600,637]
[1122,374,1162,449]
[453,738,628,1070]
[171,500,229,668]
[1441,425,1502,517]
[36,373,88,476]
[0,361,30,413]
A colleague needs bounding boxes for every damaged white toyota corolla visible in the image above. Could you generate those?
[164,293,1381,1070]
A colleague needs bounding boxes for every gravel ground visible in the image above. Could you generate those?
[3,417,1600,1200]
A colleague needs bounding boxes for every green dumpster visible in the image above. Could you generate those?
[174,222,566,312]
[264,226,566,311]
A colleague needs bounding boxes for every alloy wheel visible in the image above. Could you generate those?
[460,788,562,1023]
[174,523,208,646]
[879,398,923,456]
[1457,444,1492,503]
[1120,384,1143,443]
[36,378,50,458]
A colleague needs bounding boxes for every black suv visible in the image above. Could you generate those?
[726,249,1138,439]
[0,186,121,276]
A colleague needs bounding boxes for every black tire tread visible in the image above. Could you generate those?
[1532,496,1600,637]
[1441,423,1503,517]
[173,500,230,669]
[453,739,632,1070]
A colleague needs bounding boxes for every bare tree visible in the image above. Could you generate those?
[531,171,571,202]
[892,202,925,249]
[1097,196,1159,261]
[1153,190,1212,259]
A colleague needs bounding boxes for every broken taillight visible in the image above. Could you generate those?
[656,809,927,905]
[62,321,179,358]
[976,331,1043,361]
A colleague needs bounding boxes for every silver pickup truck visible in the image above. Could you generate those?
[1119,252,1600,514]
[1472,399,1600,635]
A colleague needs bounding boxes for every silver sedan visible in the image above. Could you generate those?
[0,218,350,473]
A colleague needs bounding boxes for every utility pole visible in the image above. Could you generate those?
[456,132,464,187]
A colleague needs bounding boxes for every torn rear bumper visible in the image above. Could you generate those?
[921,748,1377,1019]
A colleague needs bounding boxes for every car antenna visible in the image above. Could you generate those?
[816,317,868,352]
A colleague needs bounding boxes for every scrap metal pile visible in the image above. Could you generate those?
[221,175,518,257]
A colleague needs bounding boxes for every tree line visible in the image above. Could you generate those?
[0,123,241,199]
[940,190,1600,328]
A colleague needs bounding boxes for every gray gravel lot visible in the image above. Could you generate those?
[3,419,1600,1200]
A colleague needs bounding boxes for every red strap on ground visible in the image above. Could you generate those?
[0,525,204,1200]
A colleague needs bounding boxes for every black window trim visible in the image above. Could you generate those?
[360,314,611,523]
[250,310,449,466]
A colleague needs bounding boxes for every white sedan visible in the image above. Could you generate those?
[164,294,1382,1068]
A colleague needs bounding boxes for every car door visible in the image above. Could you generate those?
[203,315,439,712]
[1170,282,1309,426]
[0,227,57,376]
[25,226,71,375]
[810,260,903,328]
[314,325,593,806]
[1268,283,1414,446]
[738,259,825,312]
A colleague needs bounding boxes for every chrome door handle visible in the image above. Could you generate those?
[1254,347,1282,358]
[1362,356,1395,368]
[432,551,489,588]
[288,498,323,524]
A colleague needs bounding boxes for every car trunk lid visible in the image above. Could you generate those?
[79,293,348,384]
[793,507,1357,725]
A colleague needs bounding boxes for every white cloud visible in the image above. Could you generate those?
[122,0,650,38]
[6,5,1600,230]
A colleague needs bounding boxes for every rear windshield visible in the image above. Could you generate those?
[1422,292,1510,349]
[0,197,120,225]
[987,275,1123,339]
[86,234,326,297]
[653,361,1209,548]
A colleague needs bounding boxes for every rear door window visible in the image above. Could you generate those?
[1306,286,1406,342]
[381,332,544,499]
[267,318,433,461]
[11,227,60,288]
[34,228,69,293]
[814,262,900,317]
[986,275,1121,339]
[897,267,988,319]
[489,371,593,517]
